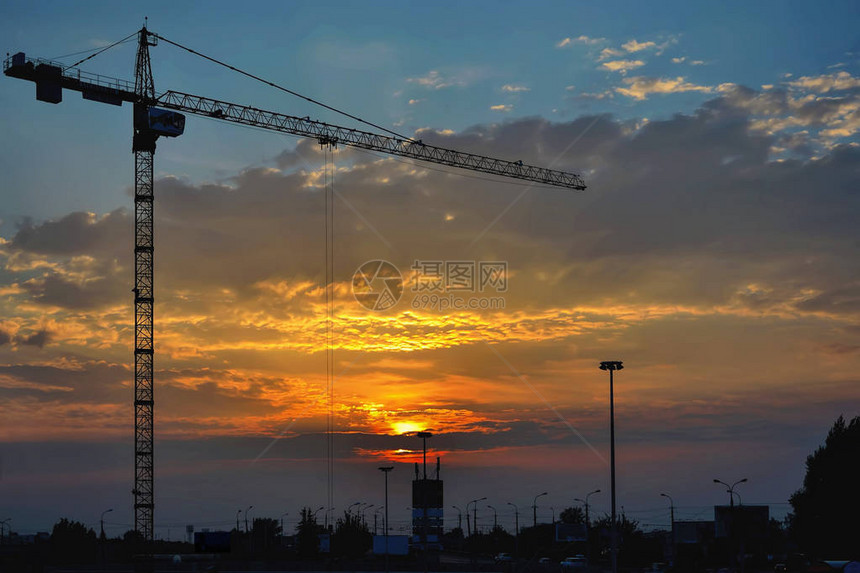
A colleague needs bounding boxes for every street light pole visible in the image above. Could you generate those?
[469,497,486,536]
[374,507,384,535]
[452,505,463,532]
[600,360,623,573]
[660,493,675,566]
[713,478,747,508]
[245,505,254,533]
[379,465,394,569]
[506,502,519,557]
[533,492,548,528]
[280,512,289,537]
[487,505,498,530]
[100,508,113,540]
[713,478,748,573]
[574,489,601,529]
[362,504,375,526]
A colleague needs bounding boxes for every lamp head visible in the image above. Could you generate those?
[600,361,624,371]
[378,466,394,472]
[416,431,433,438]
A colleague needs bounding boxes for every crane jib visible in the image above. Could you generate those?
[4,51,585,190]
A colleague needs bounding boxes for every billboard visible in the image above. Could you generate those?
[555,523,587,542]
[373,535,410,555]
[714,505,769,539]
[193,531,231,553]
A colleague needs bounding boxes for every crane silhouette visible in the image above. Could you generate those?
[4,26,586,544]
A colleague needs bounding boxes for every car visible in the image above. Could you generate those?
[560,556,588,569]
[495,553,513,562]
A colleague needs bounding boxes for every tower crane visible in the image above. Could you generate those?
[4,26,586,543]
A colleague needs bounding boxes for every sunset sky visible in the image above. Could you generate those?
[1,1,859,538]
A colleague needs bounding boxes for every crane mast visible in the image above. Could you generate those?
[3,26,586,544]
[132,27,158,543]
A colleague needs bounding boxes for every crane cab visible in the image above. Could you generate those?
[134,105,185,137]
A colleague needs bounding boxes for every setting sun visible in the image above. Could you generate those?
[391,421,425,435]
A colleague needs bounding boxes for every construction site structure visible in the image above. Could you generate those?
[3,26,586,544]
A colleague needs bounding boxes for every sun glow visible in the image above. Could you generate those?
[391,421,425,435]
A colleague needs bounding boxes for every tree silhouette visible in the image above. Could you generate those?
[559,506,586,524]
[295,507,323,558]
[251,517,281,553]
[50,518,97,563]
[331,510,372,558]
[789,414,860,557]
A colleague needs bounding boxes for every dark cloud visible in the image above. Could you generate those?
[21,270,127,310]
[10,209,127,257]
[0,328,11,346]
[4,96,857,319]
[18,329,52,348]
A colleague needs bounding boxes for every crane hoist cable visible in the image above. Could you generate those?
[324,144,336,519]
[151,32,416,143]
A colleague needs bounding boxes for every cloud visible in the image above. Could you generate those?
[2,95,860,528]
[600,59,645,74]
[501,84,530,93]
[18,329,52,348]
[712,82,860,143]
[672,57,686,64]
[787,71,860,93]
[575,91,613,101]
[490,104,513,112]
[690,60,705,66]
[0,328,11,346]
[406,70,463,90]
[556,35,604,48]
[598,47,625,61]
[615,76,713,100]
[408,98,422,105]
[9,210,127,256]
[622,39,657,53]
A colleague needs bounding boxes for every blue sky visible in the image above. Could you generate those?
[2,0,858,223]
[1,1,859,538]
